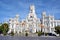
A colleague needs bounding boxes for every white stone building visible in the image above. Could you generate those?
[41,11,60,34]
[8,5,60,34]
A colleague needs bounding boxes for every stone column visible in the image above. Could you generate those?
[42,15,45,32]
[13,23,16,33]
[49,17,51,33]
[56,21,57,26]
[9,24,12,32]
[52,17,54,28]
[32,23,36,33]
[8,20,12,33]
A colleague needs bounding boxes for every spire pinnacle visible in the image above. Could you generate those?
[30,5,35,13]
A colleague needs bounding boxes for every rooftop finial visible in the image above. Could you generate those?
[42,11,46,16]
[30,4,35,13]
[15,14,19,18]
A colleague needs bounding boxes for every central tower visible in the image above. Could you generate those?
[26,5,38,33]
[27,5,37,21]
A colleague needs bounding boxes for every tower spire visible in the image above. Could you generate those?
[30,5,35,13]
[28,4,37,20]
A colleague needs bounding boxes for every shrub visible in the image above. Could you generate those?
[38,31,42,36]
[3,31,7,36]
[45,33,48,36]
[25,32,28,36]
[10,31,14,36]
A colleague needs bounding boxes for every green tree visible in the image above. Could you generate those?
[0,26,3,34]
[55,26,60,36]
[1,23,9,35]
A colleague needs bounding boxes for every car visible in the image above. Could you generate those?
[47,33,56,36]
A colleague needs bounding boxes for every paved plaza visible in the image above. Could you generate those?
[0,35,60,40]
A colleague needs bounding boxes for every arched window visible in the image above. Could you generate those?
[30,16,33,18]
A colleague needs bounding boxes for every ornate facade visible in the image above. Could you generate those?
[8,5,60,34]
[41,12,60,34]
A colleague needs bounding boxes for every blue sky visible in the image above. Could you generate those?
[0,0,60,23]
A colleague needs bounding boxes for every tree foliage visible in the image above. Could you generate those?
[0,26,3,34]
[55,26,60,35]
[0,23,9,35]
